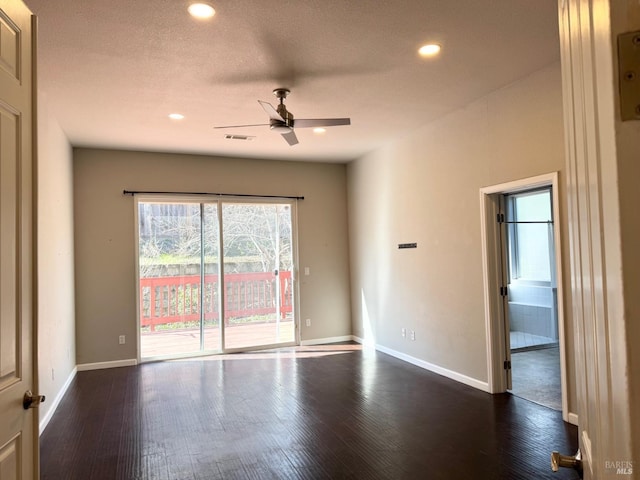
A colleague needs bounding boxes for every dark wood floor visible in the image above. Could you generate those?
[40,345,580,479]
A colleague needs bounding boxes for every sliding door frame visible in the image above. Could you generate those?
[134,194,300,363]
[217,197,300,354]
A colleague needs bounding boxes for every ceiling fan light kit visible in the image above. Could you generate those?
[214,88,351,146]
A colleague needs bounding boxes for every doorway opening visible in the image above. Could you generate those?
[135,197,298,360]
[480,172,570,420]
[502,188,561,410]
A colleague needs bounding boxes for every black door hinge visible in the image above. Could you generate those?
[500,286,508,297]
[497,213,505,223]
[504,360,511,370]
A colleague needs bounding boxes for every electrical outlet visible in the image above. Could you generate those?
[401,328,406,338]
[51,368,55,381]
[305,318,311,327]
[119,335,126,345]
[410,330,416,341]
[304,267,310,276]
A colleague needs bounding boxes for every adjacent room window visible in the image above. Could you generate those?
[505,189,554,284]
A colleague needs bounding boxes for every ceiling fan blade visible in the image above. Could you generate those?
[213,123,269,129]
[292,118,351,128]
[258,100,285,122]
[281,130,299,146]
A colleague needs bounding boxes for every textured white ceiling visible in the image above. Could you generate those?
[25,0,560,162]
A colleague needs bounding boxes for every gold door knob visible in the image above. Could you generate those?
[551,450,582,473]
[23,390,46,410]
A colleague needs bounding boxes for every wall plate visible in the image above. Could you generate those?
[618,30,640,121]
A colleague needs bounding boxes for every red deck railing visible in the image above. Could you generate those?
[140,271,293,331]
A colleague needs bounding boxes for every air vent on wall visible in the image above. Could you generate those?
[224,134,256,141]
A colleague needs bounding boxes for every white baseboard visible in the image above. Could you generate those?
[300,335,355,346]
[568,412,579,426]
[374,343,490,393]
[77,358,137,371]
[39,366,77,435]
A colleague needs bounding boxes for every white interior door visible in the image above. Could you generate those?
[0,0,38,477]
[558,0,637,477]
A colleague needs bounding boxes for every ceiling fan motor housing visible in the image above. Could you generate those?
[271,104,294,133]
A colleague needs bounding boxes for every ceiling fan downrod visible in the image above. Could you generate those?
[273,88,293,129]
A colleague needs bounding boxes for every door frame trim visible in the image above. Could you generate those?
[479,172,570,421]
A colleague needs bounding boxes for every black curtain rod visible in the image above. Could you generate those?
[503,221,554,224]
[123,190,304,200]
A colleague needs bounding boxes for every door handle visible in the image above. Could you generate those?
[551,450,582,474]
[23,390,46,410]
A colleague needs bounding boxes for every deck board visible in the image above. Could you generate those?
[141,321,295,357]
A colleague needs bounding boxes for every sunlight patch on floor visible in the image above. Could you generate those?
[173,344,363,362]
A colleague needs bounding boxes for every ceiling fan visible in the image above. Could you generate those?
[213,88,351,146]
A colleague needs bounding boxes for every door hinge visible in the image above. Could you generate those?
[497,213,505,223]
[504,360,511,370]
[500,286,508,297]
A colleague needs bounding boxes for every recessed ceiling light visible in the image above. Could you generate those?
[418,44,441,57]
[168,113,185,120]
[188,3,215,19]
[313,128,326,134]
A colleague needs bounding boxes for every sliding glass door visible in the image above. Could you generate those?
[138,202,207,357]
[137,198,296,360]
[222,203,295,350]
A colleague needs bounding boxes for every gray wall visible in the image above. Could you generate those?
[347,62,577,414]
[37,92,76,428]
[73,149,351,364]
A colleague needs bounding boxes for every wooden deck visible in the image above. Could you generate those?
[140,321,295,358]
